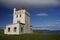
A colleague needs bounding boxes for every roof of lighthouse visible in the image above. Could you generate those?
[14,6,30,16]
[20,5,25,10]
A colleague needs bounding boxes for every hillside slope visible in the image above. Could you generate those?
[0,29,60,40]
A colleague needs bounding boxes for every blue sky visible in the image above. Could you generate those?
[0,0,60,30]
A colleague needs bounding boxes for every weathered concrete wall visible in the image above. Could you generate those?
[4,23,20,35]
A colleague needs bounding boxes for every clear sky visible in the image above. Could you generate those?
[0,0,60,30]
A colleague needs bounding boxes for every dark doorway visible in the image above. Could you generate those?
[21,27,23,32]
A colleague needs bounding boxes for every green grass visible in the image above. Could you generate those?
[0,29,60,40]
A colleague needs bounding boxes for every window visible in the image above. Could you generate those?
[21,27,23,32]
[16,15,18,18]
[20,14,21,17]
[17,21,20,23]
[14,27,17,32]
[8,27,10,32]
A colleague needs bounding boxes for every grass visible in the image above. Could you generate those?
[0,29,60,40]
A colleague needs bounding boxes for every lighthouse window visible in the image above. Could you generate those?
[8,27,10,32]
[17,21,20,23]
[16,15,18,18]
[20,14,21,17]
[14,27,17,32]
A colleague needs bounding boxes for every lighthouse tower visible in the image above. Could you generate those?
[4,6,33,35]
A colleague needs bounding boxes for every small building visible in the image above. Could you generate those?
[4,7,33,35]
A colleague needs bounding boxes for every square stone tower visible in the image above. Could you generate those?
[4,7,33,35]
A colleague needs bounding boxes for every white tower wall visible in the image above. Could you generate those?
[13,8,25,24]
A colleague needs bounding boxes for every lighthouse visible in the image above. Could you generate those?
[4,6,33,35]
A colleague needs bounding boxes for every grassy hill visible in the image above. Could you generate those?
[0,29,60,40]
[0,29,4,34]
